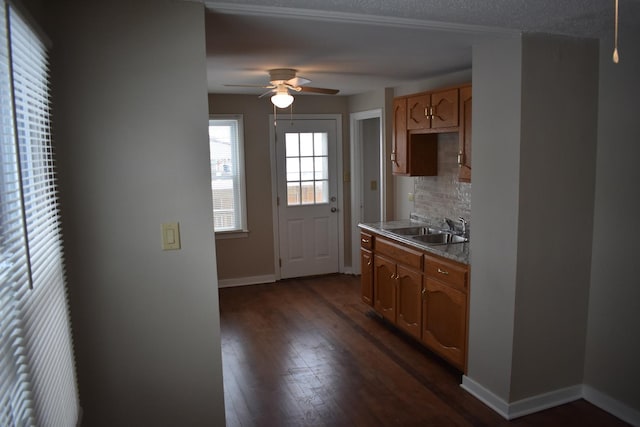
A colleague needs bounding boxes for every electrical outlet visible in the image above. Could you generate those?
[408,193,414,202]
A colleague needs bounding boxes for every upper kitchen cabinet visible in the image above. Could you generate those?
[458,85,472,182]
[392,84,470,177]
[392,97,438,176]
[407,88,459,131]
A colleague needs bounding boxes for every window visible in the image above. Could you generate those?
[0,2,78,425]
[285,131,329,206]
[208,115,247,233]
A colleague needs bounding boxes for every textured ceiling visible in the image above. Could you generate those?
[205,0,639,96]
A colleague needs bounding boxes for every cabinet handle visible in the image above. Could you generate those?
[390,273,396,280]
[424,107,429,117]
[367,260,372,267]
[421,288,428,300]
[437,268,449,275]
[457,151,463,166]
[361,238,369,244]
[429,106,434,119]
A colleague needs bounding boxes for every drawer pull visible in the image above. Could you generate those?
[361,238,370,244]
[367,260,372,267]
[437,268,449,275]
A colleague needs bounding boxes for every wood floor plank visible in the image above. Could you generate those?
[219,274,630,427]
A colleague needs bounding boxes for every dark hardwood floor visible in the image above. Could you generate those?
[219,274,629,427]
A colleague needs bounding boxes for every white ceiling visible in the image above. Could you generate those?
[204,0,639,96]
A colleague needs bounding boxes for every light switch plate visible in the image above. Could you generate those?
[161,222,181,250]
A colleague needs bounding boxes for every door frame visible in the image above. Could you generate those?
[269,114,344,280]
[350,109,385,275]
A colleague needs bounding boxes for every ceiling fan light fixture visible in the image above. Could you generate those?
[271,89,294,109]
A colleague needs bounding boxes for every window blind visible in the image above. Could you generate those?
[209,116,247,232]
[1,2,35,425]
[1,2,79,426]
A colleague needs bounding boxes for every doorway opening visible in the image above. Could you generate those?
[350,109,384,275]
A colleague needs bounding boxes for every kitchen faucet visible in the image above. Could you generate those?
[445,217,468,237]
[459,217,468,237]
[445,218,456,232]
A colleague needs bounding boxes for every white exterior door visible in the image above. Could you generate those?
[275,119,340,279]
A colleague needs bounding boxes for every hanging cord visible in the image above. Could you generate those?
[613,0,620,63]
[273,103,278,127]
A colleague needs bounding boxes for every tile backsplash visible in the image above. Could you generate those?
[413,132,471,228]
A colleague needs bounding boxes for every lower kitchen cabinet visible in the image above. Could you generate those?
[374,254,396,322]
[361,229,469,372]
[361,249,374,306]
[422,255,469,371]
[374,254,423,340]
[422,277,467,371]
[360,232,374,306]
[396,264,422,340]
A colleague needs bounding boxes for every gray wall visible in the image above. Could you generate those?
[584,32,640,413]
[362,117,381,222]
[467,35,523,400]
[511,34,598,400]
[44,1,226,425]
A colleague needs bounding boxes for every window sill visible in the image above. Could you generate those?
[215,230,249,240]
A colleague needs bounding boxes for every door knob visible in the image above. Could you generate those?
[331,207,337,212]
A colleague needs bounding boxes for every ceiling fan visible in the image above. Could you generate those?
[224,68,340,108]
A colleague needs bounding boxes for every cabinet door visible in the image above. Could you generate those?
[458,86,472,182]
[374,255,396,323]
[361,249,374,306]
[396,265,422,340]
[421,278,467,371]
[392,98,408,175]
[431,88,458,129]
[407,94,430,130]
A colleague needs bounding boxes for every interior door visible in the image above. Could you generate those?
[275,119,339,279]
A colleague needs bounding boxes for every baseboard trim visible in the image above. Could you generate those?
[462,376,639,424]
[460,376,511,418]
[461,376,582,420]
[508,385,583,419]
[217,275,276,288]
[583,385,640,427]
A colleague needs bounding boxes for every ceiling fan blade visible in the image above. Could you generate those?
[258,88,276,98]
[297,86,340,95]
[286,76,311,87]
[224,84,274,89]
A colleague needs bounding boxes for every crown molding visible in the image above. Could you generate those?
[204,2,520,37]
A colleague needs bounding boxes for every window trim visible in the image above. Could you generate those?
[209,114,248,238]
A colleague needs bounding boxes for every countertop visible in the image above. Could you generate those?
[358,219,470,265]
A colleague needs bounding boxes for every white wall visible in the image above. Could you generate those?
[465,35,523,401]
[45,1,226,425]
[584,31,640,418]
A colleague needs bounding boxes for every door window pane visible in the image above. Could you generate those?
[285,134,299,157]
[285,131,330,206]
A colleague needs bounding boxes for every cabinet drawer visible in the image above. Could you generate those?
[360,232,373,250]
[375,237,422,270]
[425,255,468,292]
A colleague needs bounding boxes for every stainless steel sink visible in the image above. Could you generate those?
[412,233,467,245]
[385,226,443,236]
